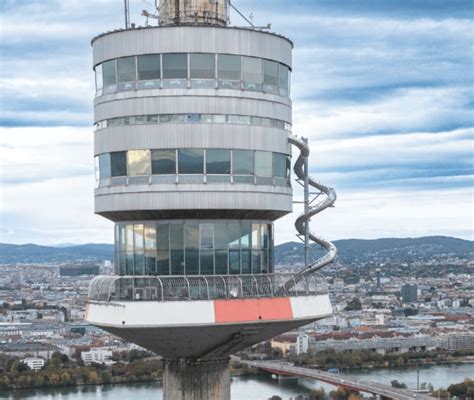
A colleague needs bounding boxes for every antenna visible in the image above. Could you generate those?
[229,1,271,30]
[124,0,130,28]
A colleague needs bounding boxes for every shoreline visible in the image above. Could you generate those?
[2,359,473,393]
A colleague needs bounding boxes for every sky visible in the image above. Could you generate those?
[0,0,473,245]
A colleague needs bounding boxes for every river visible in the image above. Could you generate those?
[1,364,472,399]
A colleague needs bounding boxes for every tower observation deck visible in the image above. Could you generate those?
[86,1,337,398]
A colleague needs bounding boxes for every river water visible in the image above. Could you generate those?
[1,364,472,400]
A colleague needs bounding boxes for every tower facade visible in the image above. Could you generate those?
[86,2,336,399]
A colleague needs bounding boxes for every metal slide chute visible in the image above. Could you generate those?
[289,134,337,274]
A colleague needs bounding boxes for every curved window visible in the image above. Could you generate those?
[190,53,215,88]
[116,220,273,276]
[95,113,290,131]
[162,53,187,88]
[242,57,263,91]
[94,52,291,98]
[178,149,204,174]
[95,149,291,188]
[138,54,160,80]
[117,56,136,83]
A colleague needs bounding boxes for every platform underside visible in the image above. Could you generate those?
[86,294,332,358]
[99,317,325,359]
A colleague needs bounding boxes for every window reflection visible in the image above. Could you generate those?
[151,149,176,175]
[162,53,187,79]
[110,151,127,177]
[178,149,204,174]
[232,150,253,175]
[138,54,161,80]
[117,57,136,83]
[128,150,151,176]
[95,53,291,98]
[206,149,230,174]
[116,221,273,276]
[255,151,272,177]
[242,57,263,91]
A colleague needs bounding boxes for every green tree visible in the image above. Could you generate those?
[309,388,326,400]
[391,379,407,389]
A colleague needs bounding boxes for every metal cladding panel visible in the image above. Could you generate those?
[94,190,292,215]
[290,296,333,319]
[92,26,292,67]
[94,125,290,154]
[86,301,215,326]
[94,95,291,124]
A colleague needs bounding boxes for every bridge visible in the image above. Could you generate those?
[238,359,433,400]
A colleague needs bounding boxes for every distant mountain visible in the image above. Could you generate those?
[275,236,473,265]
[0,236,472,265]
[0,243,114,264]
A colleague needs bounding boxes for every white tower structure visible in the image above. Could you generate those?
[86,1,337,398]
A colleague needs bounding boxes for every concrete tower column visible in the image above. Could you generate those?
[163,358,230,400]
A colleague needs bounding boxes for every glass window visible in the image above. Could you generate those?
[200,250,214,275]
[190,53,215,79]
[229,250,240,274]
[279,64,289,95]
[242,250,251,274]
[128,150,151,176]
[255,151,272,177]
[117,57,136,83]
[138,54,160,80]
[178,149,203,174]
[206,149,230,174]
[144,225,156,250]
[232,150,253,175]
[170,224,184,275]
[214,223,228,249]
[273,153,286,178]
[162,53,187,79]
[286,155,291,178]
[95,64,103,92]
[252,224,261,249]
[151,149,176,174]
[215,250,228,274]
[242,57,262,89]
[263,60,278,87]
[94,156,100,186]
[102,60,116,86]
[134,224,144,251]
[241,223,251,249]
[218,54,241,81]
[184,223,199,275]
[228,222,240,249]
[200,224,214,250]
[99,153,111,179]
[126,224,134,251]
[157,224,170,250]
[110,151,127,177]
[145,251,156,275]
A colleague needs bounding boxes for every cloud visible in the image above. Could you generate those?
[0,0,472,244]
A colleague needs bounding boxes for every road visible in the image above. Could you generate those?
[238,359,433,400]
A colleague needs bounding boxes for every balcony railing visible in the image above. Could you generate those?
[88,274,328,302]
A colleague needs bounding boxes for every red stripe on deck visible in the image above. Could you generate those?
[214,298,293,323]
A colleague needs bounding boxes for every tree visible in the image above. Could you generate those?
[11,360,29,373]
[391,379,407,389]
[309,388,325,400]
[345,297,362,311]
[330,387,348,400]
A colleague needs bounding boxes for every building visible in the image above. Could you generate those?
[22,357,45,371]
[440,332,474,351]
[59,264,100,277]
[401,283,418,303]
[81,347,114,365]
[85,1,337,399]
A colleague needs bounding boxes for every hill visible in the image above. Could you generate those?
[0,236,471,265]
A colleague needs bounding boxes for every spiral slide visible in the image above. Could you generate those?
[289,135,338,274]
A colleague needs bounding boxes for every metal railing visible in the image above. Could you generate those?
[88,273,328,302]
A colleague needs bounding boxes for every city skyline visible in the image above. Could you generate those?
[1,0,473,245]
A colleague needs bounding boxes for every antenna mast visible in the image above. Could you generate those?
[124,0,130,28]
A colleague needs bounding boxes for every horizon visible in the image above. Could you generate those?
[1,234,472,248]
[1,0,473,245]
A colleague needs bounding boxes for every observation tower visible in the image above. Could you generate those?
[86,1,337,398]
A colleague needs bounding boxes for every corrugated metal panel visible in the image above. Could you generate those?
[94,95,291,124]
[95,190,292,214]
[94,125,290,154]
[92,26,292,67]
